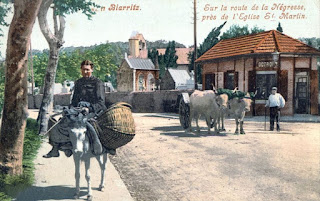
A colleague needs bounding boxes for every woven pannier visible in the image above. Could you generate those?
[93,102,135,149]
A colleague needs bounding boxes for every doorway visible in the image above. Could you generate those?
[205,73,215,90]
[295,72,309,114]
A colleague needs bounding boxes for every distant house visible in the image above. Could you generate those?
[117,32,159,92]
[160,68,194,90]
[117,55,159,92]
[196,30,320,115]
[157,48,193,71]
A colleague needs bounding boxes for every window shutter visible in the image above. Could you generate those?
[248,71,255,92]
[279,70,288,100]
[310,70,319,115]
[234,72,239,88]
[224,72,227,89]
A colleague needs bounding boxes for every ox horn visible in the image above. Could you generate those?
[232,87,238,93]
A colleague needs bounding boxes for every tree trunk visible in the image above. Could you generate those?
[0,0,42,175]
[37,0,65,134]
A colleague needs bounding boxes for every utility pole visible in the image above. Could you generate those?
[193,0,198,89]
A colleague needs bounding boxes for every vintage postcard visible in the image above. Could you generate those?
[1,0,320,200]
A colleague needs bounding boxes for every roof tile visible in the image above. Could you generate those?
[196,30,320,62]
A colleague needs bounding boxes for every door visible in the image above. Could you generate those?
[296,77,308,114]
[205,74,215,90]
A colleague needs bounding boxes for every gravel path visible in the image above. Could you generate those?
[110,113,320,201]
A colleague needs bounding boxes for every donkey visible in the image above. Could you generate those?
[63,108,108,201]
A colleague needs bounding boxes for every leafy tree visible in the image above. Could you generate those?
[189,22,226,83]
[251,26,265,34]
[55,50,82,83]
[299,37,320,50]
[0,0,11,58]
[0,0,42,175]
[220,24,265,40]
[29,50,49,87]
[37,0,99,134]
[148,41,178,78]
[199,21,226,56]
[0,0,10,37]
[83,43,118,83]
[146,40,186,49]
[148,47,158,65]
[163,41,178,69]
[277,22,283,33]
[31,43,120,90]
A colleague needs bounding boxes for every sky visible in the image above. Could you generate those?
[0,0,319,58]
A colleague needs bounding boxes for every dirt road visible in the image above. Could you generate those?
[110,113,320,201]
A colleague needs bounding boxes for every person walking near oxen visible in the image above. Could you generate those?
[43,60,115,158]
[265,87,285,131]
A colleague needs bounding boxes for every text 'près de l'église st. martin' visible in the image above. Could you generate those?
[202,3,306,22]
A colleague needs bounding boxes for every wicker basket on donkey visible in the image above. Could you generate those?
[93,102,135,149]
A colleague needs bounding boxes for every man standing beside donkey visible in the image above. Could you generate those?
[265,87,286,132]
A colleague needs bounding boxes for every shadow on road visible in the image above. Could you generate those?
[152,126,228,138]
[143,114,179,119]
[15,185,88,201]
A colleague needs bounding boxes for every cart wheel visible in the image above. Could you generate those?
[179,98,191,129]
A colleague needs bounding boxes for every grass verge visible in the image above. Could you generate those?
[0,118,43,201]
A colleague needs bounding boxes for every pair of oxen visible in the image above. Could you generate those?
[185,88,253,135]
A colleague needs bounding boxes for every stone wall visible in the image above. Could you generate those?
[28,90,194,113]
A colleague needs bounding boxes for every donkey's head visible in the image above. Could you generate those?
[63,108,89,156]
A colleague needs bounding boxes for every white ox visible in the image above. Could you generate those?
[216,93,229,131]
[227,93,252,134]
[188,90,220,134]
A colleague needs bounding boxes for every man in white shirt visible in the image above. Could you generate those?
[265,87,285,131]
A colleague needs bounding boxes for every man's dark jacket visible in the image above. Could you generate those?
[71,76,106,114]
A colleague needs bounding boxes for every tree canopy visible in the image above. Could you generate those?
[277,22,283,33]
[148,41,178,78]
[188,21,227,82]
[220,24,265,40]
[53,0,98,19]
[30,43,119,88]
[299,37,320,50]
[0,0,10,37]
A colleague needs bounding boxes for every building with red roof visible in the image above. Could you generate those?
[196,30,320,115]
[157,48,193,71]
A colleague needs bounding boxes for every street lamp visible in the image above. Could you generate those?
[272,51,280,67]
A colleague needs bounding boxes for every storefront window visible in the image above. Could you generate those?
[255,72,277,99]
[225,73,234,90]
